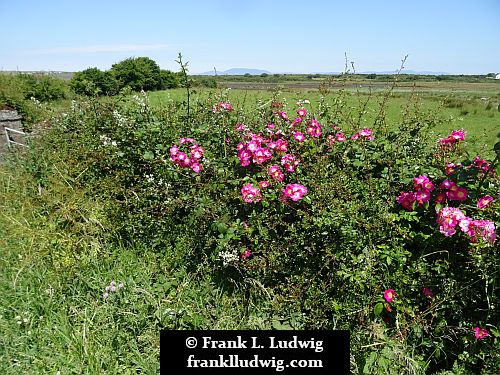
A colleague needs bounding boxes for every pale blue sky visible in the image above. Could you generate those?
[1,0,499,74]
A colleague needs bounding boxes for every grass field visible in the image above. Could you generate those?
[149,85,499,158]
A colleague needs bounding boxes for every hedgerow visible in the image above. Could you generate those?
[21,86,499,373]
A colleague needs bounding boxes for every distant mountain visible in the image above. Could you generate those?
[197,68,272,76]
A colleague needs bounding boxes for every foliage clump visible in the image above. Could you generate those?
[69,57,181,97]
[0,72,67,124]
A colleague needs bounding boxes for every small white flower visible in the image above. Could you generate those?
[218,250,239,266]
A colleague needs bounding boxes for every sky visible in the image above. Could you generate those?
[1,0,499,74]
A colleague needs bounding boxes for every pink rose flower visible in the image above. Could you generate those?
[477,195,493,209]
[384,289,395,302]
[474,327,489,340]
[241,248,252,259]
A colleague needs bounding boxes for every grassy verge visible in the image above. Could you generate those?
[0,161,285,373]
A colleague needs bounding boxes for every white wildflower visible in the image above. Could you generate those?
[112,110,128,127]
[218,250,239,266]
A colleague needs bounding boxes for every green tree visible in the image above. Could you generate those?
[159,69,180,89]
[69,67,118,96]
[111,57,162,91]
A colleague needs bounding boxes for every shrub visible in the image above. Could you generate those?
[199,78,217,88]
[0,73,60,124]
[17,73,67,101]
[111,57,162,91]
[159,69,180,89]
[70,67,118,96]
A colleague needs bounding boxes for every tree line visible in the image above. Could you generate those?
[70,57,181,96]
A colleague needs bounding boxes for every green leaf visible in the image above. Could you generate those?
[374,302,383,316]
[143,151,154,160]
[378,356,388,370]
[216,222,228,234]
[363,352,378,373]
[434,347,441,360]
[353,160,364,167]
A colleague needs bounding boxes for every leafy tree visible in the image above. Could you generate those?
[69,67,118,96]
[111,57,162,91]
[159,69,180,89]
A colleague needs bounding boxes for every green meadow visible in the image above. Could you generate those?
[149,86,499,157]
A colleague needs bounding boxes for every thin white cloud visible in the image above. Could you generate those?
[33,44,171,54]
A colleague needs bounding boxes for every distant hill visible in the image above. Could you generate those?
[197,68,272,76]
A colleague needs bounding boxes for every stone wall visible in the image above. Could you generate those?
[0,110,25,152]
